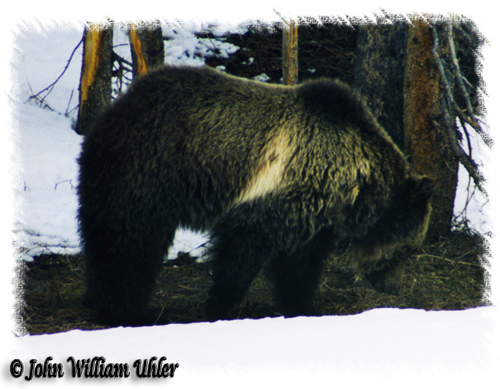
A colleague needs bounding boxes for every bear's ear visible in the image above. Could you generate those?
[415,176,434,198]
[406,175,434,205]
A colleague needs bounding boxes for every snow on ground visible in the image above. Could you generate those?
[11,307,500,388]
[3,4,500,387]
[163,26,241,67]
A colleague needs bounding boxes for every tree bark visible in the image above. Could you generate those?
[403,19,458,239]
[75,23,113,136]
[282,19,298,85]
[129,21,165,78]
[354,22,407,150]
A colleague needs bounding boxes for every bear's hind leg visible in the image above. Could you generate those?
[83,224,175,325]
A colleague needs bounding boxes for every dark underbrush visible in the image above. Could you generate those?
[20,226,489,335]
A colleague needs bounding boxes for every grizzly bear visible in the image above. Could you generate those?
[77,65,433,324]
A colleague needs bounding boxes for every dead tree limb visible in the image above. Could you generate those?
[460,18,494,49]
[430,22,487,196]
[445,22,492,147]
[25,38,83,108]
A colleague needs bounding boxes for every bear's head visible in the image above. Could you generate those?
[352,175,434,295]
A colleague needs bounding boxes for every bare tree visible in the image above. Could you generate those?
[129,21,165,78]
[355,21,407,150]
[282,18,299,85]
[403,17,459,239]
[355,16,487,239]
[74,22,113,136]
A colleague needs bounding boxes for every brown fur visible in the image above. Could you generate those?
[77,65,433,324]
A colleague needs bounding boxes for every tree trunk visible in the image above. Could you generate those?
[282,19,298,85]
[74,23,113,136]
[354,22,407,150]
[129,21,165,78]
[403,19,458,239]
